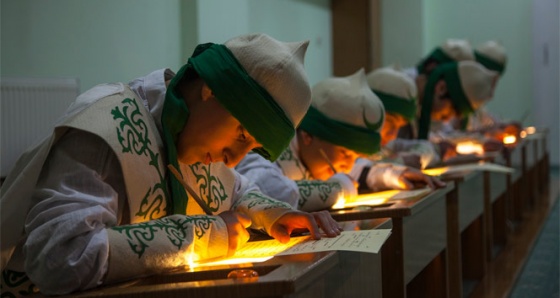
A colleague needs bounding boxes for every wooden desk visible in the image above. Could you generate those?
[524,131,550,203]
[523,137,539,208]
[505,143,525,222]
[331,184,454,298]
[486,157,510,258]
[74,250,382,298]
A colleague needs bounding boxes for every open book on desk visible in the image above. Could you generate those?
[422,161,514,177]
[194,229,391,267]
[332,188,432,209]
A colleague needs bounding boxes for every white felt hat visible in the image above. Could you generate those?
[441,39,475,61]
[458,60,499,110]
[225,33,311,128]
[366,66,417,101]
[366,66,418,121]
[311,69,384,130]
[299,69,385,154]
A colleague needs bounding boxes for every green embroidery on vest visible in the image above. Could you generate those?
[296,181,341,209]
[232,192,290,210]
[277,147,310,179]
[278,147,295,162]
[111,98,168,220]
[111,216,215,258]
[188,163,227,213]
[1,270,37,296]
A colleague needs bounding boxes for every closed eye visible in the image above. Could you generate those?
[239,126,262,149]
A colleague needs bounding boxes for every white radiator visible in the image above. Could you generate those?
[1,77,79,177]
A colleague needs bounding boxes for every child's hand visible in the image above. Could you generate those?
[269,210,341,243]
[398,168,446,190]
[219,211,252,256]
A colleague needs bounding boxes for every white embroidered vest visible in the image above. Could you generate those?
[64,86,168,223]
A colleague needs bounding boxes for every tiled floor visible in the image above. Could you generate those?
[509,167,559,298]
[471,166,559,298]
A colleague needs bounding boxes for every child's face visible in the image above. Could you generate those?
[176,95,261,167]
[430,80,460,122]
[431,96,459,122]
[380,113,408,146]
[305,137,362,180]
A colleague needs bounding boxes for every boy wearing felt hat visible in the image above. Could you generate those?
[236,69,442,212]
[0,33,341,296]
[401,39,477,138]
[465,41,522,140]
[365,66,444,169]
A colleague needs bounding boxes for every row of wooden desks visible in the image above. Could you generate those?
[331,131,550,298]
[74,131,549,297]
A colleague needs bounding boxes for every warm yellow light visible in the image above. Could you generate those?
[195,257,273,267]
[186,235,310,269]
[331,190,398,209]
[455,141,484,155]
[422,167,450,176]
[520,131,527,138]
[183,243,197,271]
[525,126,536,134]
[332,194,346,209]
[503,135,517,145]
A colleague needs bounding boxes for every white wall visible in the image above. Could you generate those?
[195,0,331,86]
[247,0,332,86]
[0,0,183,92]
[381,0,424,68]
[422,0,534,125]
[1,0,332,91]
[532,0,560,166]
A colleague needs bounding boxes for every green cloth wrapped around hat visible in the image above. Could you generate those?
[366,66,418,122]
[299,69,384,155]
[475,40,507,75]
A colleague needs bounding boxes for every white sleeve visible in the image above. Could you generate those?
[23,130,119,294]
[349,158,408,192]
[366,163,408,191]
[236,154,347,212]
[385,139,441,169]
[468,108,500,130]
[235,153,300,209]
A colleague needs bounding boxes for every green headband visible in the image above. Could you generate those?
[416,47,453,74]
[161,43,295,214]
[373,89,417,122]
[417,62,473,139]
[299,106,382,155]
[475,51,505,74]
[191,43,294,162]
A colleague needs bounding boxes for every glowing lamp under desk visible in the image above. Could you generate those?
[455,141,484,155]
[502,134,517,145]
